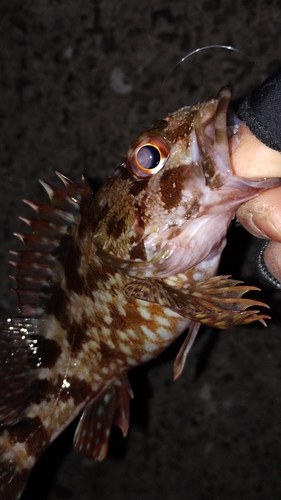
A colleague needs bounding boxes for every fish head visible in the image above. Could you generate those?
[93,88,280,279]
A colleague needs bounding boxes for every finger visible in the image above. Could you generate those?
[263,240,281,283]
[231,123,281,178]
[236,186,281,242]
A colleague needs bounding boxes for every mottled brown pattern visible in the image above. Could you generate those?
[53,288,91,355]
[94,193,136,256]
[9,416,49,449]
[99,340,116,361]
[53,288,70,327]
[166,113,195,143]
[67,318,89,355]
[129,178,149,196]
[82,198,109,234]
[34,375,92,406]
[26,422,51,459]
[109,304,127,333]
[85,261,107,294]
[117,165,135,183]
[160,166,185,209]
[129,240,146,260]
[40,338,62,368]
[134,200,147,230]
[64,244,85,292]
[34,379,57,404]
[66,377,93,406]
[1,87,273,500]
[106,215,127,239]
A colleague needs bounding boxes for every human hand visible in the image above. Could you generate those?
[230,123,281,283]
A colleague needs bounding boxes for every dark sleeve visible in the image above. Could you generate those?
[236,67,281,152]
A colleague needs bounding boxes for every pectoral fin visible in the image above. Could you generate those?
[125,275,269,328]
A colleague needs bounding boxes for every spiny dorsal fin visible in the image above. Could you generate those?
[10,173,92,318]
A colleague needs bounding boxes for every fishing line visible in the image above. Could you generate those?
[162,45,263,92]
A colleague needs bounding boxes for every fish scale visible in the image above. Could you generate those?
[0,87,280,499]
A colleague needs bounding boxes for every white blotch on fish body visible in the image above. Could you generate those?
[192,271,205,281]
[141,352,156,363]
[156,327,174,340]
[141,324,158,342]
[119,342,133,356]
[95,289,114,305]
[137,304,151,320]
[163,307,181,318]
[143,341,158,353]
[0,437,36,470]
[116,302,127,316]
[101,325,112,337]
[154,315,170,327]
[103,315,112,325]
[126,328,138,339]
[38,367,53,380]
[118,329,131,341]
[42,314,62,340]
[26,404,41,419]
[126,357,137,366]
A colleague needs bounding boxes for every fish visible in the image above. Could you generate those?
[0,87,280,500]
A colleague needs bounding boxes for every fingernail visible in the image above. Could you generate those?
[252,214,281,243]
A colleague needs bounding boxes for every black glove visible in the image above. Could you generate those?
[237,67,281,152]
[236,68,281,289]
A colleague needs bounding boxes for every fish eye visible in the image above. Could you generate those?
[126,135,170,179]
[137,145,160,170]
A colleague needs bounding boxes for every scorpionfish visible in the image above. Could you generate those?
[0,88,279,499]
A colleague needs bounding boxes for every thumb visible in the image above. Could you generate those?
[236,187,281,243]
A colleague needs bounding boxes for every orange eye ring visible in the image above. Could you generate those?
[126,134,170,179]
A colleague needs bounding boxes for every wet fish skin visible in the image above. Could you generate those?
[0,88,279,500]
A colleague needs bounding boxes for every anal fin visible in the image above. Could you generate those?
[0,458,30,500]
[73,376,133,461]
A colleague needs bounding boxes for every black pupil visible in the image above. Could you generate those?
[137,145,160,170]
